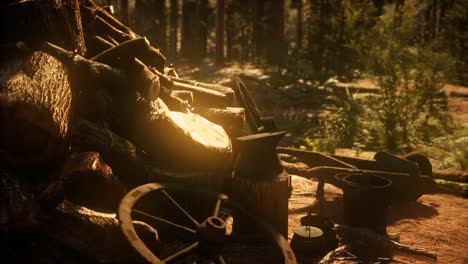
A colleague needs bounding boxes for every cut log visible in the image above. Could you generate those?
[195,107,246,138]
[71,120,149,188]
[0,51,72,170]
[45,201,143,263]
[173,81,232,107]
[277,148,356,169]
[132,96,232,172]
[61,152,126,212]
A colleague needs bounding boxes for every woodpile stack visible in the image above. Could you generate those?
[0,0,245,237]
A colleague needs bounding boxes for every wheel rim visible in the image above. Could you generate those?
[118,182,296,264]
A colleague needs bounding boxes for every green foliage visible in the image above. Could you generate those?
[298,2,457,154]
[347,2,455,151]
[414,127,468,170]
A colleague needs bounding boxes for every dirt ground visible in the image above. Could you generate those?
[288,176,468,264]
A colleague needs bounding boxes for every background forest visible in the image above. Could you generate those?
[102,0,467,170]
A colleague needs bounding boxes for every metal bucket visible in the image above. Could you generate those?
[339,173,392,234]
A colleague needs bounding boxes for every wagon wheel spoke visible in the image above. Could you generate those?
[213,194,228,217]
[161,189,200,227]
[162,241,199,263]
[132,209,197,234]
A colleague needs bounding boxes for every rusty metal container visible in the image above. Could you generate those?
[339,173,392,234]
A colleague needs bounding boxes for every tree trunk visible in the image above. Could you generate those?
[226,1,233,60]
[154,0,167,52]
[266,0,286,65]
[296,0,303,51]
[120,0,129,25]
[253,0,264,58]
[200,0,209,57]
[169,0,179,58]
[181,0,202,61]
[215,0,225,64]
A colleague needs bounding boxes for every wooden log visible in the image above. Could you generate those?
[195,107,246,138]
[433,169,468,183]
[91,38,166,73]
[230,175,290,238]
[45,201,143,263]
[71,120,149,188]
[173,81,232,107]
[132,96,232,172]
[42,42,128,127]
[0,51,72,170]
[61,152,126,212]
[170,76,235,103]
[277,148,356,169]
[0,0,86,55]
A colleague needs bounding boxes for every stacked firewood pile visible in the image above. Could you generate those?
[1,0,249,252]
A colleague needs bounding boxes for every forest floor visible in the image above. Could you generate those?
[176,61,468,263]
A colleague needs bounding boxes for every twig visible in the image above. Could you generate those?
[318,245,347,264]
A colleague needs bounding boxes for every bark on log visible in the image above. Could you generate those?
[71,120,149,188]
[0,51,72,170]
[195,107,246,138]
[42,42,128,127]
[230,174,290,238]
[61,152,126,212]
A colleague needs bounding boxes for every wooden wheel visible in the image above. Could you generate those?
[118,182,296,264]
